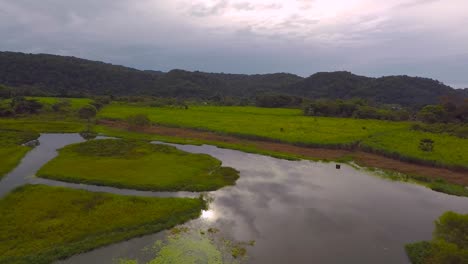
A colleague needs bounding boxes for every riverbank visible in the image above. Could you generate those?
[98,120,468,191]
[0,185,205,264]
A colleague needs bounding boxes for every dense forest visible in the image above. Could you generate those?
[0,51,466,107]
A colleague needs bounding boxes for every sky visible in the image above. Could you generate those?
[0,0,467,88]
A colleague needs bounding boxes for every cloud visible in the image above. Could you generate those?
[188,0,229,17]
[0,0,467,87]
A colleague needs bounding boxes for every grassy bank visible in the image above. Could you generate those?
[94,124,309,161]
[94,124,468,197]
[98,104,468,169]
[0,115,86,133]
[0,130,39,178]
[0,185,205,264]
[37,139,239,192]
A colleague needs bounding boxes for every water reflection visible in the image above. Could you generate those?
[1,135,467,264]
[63,142,468,264]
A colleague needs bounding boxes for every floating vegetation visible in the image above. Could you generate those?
[118,226,254,264]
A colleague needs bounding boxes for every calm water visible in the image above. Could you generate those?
[1,134,467,264]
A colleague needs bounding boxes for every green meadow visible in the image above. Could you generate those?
[361,128,468,168]
[99,104,468,169]
[37,139,239,191]
[0,130,39,178]
[0,185,205,264]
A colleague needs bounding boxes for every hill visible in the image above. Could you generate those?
[284,72,463,107]
[0,51,466,106]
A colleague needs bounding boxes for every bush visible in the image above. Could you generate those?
[78,105,97,121]
[11,97,43,114]
[419,138,434,152]
[406,212,468,264]
[52,99,71,112]
[434,212,468,249]
[127,114,151,128]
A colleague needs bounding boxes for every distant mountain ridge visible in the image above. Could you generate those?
[0,51,465,107]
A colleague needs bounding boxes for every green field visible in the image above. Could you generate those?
[99,104,468,169]
[362,129,468,168]
[37,139,239,191]
[0,130,39,178]
[99,104,407,146]
[0,185,205,264]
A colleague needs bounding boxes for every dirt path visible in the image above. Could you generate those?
[99,120,468,186]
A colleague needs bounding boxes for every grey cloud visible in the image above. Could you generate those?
[0,0,467,87]
[189,0,229,17]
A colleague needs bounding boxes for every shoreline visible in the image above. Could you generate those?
[98,120,468,187]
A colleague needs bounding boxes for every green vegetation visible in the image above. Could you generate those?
[304,98,410,121]
[367,169,468,197]
[0,115,86,132]
[93,125,307,161]
[361,129,468,169]
[406,212,468,264]
[0,96,93,132]
[38,139,239,191]
[0,130,39,178]
[26,97,93,110]
[1,52,466,107]
[99,104,407,147]
[99,104,468,169]
[0,185,205,264]
[118,227,253,264]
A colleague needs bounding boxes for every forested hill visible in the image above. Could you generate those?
[0,51,465,107]
[284,72,464,107]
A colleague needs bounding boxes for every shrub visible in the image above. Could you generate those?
[406,212,468,264]
[52,99,71,112]
[127,114,151,128]
[78,105,97,121]
[419,138,434,152]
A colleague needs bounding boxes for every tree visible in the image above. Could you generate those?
[78,105,97,122]
[417,105,448,123]
[0,85,12,98]
[10,97,43,114]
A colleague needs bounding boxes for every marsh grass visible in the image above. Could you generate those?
[37,139,240,191]
[0,185,205,264]
[363,167,468,197]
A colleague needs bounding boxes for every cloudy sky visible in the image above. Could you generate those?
[0,0,467,87]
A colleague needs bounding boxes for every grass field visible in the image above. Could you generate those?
[98,104,468,169]
[99,104,408,146]
[362,129,468,168]
[0,130,39,178]
[0,185,205,264]
[37,139,239,191]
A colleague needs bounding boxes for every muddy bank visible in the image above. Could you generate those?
[99,120,468,186]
